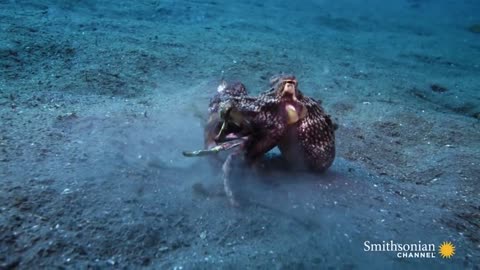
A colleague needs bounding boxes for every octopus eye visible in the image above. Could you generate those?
[283,79,297,85]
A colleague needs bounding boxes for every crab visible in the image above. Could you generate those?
[204,81,250,154]
[183,75,336,206]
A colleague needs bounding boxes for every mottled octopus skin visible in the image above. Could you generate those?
[278,94,336,172]
[218,91,288,162]
[219,76,336,172]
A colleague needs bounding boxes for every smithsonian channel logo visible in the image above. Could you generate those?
[364,240,455,259]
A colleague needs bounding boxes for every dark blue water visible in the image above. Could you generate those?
[0,0,479,269]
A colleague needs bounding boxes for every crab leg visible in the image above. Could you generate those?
[222,151,242,207]
[182,137,246,157]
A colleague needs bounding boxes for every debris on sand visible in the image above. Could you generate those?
[467,24,480,33]
[430,84,448,93]
[56,112,78,121]
[199,231,207,240]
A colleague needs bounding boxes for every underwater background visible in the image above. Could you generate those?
[1,0,479,269]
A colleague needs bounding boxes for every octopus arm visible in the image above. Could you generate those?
[293,97,336,171]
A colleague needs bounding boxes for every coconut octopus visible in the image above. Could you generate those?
[184,75,336,206]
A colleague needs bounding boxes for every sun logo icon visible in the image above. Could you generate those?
[439,241,455,259]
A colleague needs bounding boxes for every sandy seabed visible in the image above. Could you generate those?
[1,0,479,269]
